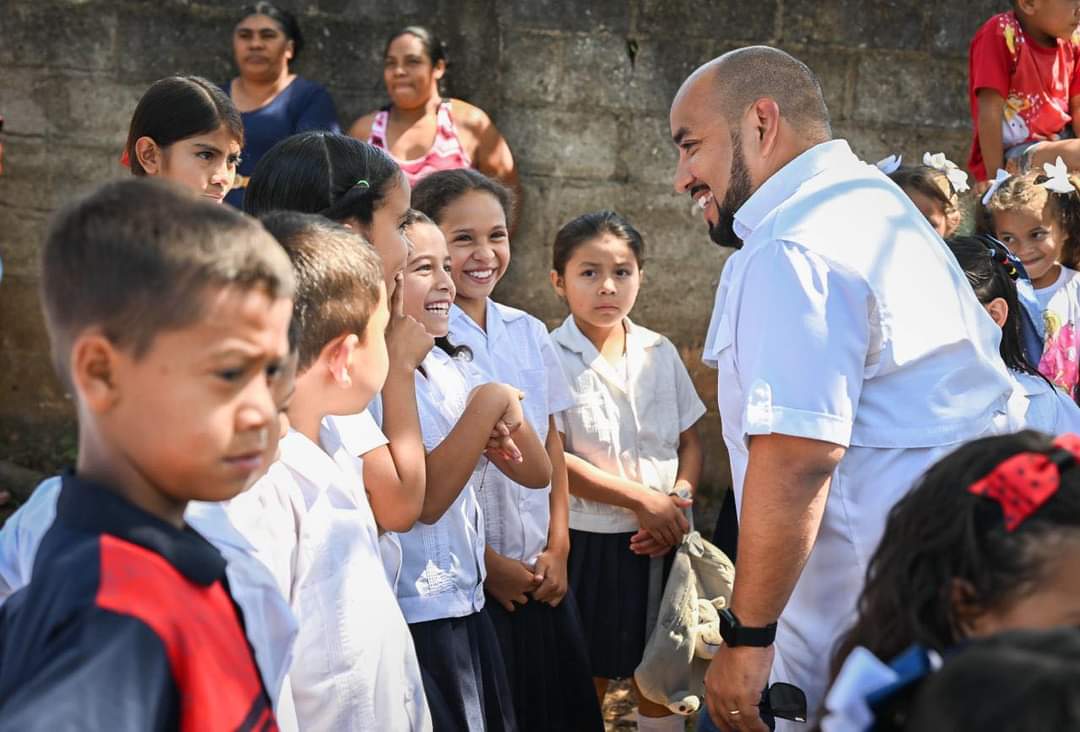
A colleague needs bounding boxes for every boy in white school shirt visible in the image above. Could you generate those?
[217,212,430,731]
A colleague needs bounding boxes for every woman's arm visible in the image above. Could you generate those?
[457,100,523,231]
[347,112,377,141]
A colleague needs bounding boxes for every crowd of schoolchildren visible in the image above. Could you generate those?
[5,1,1080,731]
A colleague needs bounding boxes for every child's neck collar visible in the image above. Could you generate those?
[456,296,488,332]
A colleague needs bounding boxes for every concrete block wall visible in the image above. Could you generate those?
[0,0,1010,526]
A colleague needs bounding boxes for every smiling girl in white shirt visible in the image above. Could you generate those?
[411,170,604,732]
[548,210,706,732]
[384,212,552,731]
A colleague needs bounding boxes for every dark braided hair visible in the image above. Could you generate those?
[831,430,1080,679]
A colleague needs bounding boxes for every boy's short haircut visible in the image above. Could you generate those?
[41,178,295,389]
[259,211,384,371]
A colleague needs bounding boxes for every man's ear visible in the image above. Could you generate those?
[134,136,164,175]
[748,97,782,158]
[285,39,295,63]
[70,332,123,414]
[549,270,565,299]
[325,333,360,388]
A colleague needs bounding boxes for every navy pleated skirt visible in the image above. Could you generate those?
[484,590,604,732]
[568,529,673,680]
[409,610,518,732]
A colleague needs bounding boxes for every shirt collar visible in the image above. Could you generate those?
[733,139,856,244]
[450,299,526,346]
[553,314,660,355]
[278,428,339,480]
[56,472,227,587]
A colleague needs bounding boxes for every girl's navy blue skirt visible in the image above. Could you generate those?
[568,529,673,680]
[484,588,604,732]
[409,610,517,732]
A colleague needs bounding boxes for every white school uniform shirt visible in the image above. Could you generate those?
[319,407,404,591]
[449,300,575,564]
[385,348,489,624]
[218,429,431,732]
[322,407,390,460]
[1004,368,1080,434]
[703,140,1013,724]
[550,315,707,534]
[0,477,298,720]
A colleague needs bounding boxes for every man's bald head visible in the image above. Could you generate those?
[685,46,832,140]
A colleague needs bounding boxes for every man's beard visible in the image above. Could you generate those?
[708,129,753,249]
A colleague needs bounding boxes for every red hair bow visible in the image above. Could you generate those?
[968,433,1080,531]
[119,148,130,168]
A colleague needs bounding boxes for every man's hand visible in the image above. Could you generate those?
[704,644,775,732]
[633,490,691,547]
[485,549,541,612]
[531,545,568,606]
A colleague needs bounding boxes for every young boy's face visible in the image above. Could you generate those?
[346,282,391,410]
[1026,0,1080,41]
[101,285,292,504]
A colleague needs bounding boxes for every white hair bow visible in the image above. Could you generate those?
[875,154,902,175]
[981,169,1011,206]
[1041,156,1074,194]
[923,152,970,194]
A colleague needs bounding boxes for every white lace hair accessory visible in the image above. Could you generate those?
[923,152,970,194]
[1041,156,1075,194]
[981,169,1012,206]
[875,154,902,175]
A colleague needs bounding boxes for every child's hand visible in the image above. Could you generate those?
[628,528,676,558]
[633,490,692,547]
[495,384,526,434]
[385,274,434,370]
[485,550,542,612]
[485,420,523,463]
[530,546,569,607]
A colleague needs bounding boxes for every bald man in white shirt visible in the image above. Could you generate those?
[669,46,1013,731]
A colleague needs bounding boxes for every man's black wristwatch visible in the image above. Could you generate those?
[718,608,777,647]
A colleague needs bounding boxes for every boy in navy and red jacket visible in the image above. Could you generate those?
[0,178,296,731]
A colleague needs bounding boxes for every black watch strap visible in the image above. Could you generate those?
[719,608,777,647]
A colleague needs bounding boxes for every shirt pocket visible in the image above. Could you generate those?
[569,389,615,446]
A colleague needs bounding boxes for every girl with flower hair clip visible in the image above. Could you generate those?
[982,158,1080,399]
[876,152,968,237]
[823,430,1080,731]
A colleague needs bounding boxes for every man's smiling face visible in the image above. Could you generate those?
[670,72,754,248]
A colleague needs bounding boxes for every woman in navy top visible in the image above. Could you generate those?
[225,2,340,208]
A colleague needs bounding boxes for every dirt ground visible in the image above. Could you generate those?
[603,679,698,731]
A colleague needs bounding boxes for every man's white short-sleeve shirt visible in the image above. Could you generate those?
[704,140,1012,719]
